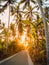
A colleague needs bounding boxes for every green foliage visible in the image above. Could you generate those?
[0,44,2,50]
[8,41,16,49]
[3,28,9,36]
[21,20,34,26]
[0,20,1,24]
[40,50,45,55]
[8,41,16,54]
[0,41,6,50]
[10,23,16,36]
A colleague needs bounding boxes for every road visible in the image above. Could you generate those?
[0,50,33,65]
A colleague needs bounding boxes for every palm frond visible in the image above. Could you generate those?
[40,0,43,5]
[0,2,8,13]
[2,0,16,3]
[31,0,36,4]
[23,2,27,10]
[19,0,26,4]
[32,5,38,11]
[24,12,29,18]
[36,18,43,26]
[21,20,35,27]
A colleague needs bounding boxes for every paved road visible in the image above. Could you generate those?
[0,50,33,65]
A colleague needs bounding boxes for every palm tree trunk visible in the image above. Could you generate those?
[37,0,49,65]
[6,3,10,53]
[8,3,10,29]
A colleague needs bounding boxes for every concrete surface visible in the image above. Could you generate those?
[0,50,34,65]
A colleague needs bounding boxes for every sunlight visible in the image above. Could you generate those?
[9,36,13,41]
[21,31,26,43]
[20,30,29,47]
[2,38,4,42]
[24,42,28,47]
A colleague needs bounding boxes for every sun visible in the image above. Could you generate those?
[19,31,29,47]
[21,31,26,43]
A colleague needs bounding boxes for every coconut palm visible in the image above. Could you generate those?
[37,0,49,65]
[0,0,17,28]
[19,0,37,21]
[10,23,16,40]
[19,0,36,9]
[11,4,24,37]
[0,0,16,11]
[19,0,39,36]
[24,5,39,21]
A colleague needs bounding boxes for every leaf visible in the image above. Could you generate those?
[21,20,34,26]
[0,1,8,13]
[32,5,38,10]
[19,0,26,4]
[16,5,19,10]
[31,0,36,4]
[40,50,45,55]
[0,44,2,50]
[23,2,27,10]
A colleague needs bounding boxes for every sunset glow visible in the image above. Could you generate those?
[21,32,26,43]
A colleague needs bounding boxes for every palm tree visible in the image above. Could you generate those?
[37,0,49,65]
[0,0,16,28]
[0,26,10,54]
[2,28,10,48]
[24,5,39,21]
[19,0,39,37]
[10,0,39,38]
[12,4,22,22]
[10,23,16,40]
[19,0,37,21]
[19,0,36,9]
[11,4,24,37]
